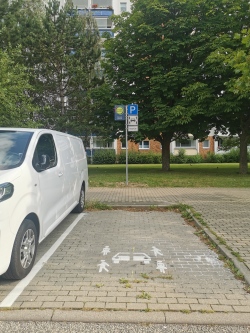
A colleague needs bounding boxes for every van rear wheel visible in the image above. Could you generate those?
[72,186,85,213]
[2,219,38,280]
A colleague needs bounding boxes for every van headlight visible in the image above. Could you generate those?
[0,183,14,202]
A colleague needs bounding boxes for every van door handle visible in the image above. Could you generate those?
[58,172,63,177]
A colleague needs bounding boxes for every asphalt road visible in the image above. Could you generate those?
[0,322,249,333]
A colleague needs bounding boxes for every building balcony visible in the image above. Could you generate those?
[78,8,113,17]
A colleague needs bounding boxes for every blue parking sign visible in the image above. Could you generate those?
[127,104,138,115]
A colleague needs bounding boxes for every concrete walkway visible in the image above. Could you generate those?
[88,187,250,282]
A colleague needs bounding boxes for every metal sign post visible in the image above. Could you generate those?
[125,105,128,186]
[114,104,138,186]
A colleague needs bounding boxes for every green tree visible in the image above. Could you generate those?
[223,30,250,174]
[0,49,36,127]
[185,8,250,174]
[103,0,249,171]
[26,0,101,134]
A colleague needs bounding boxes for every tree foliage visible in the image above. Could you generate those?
[0,49,36,127]
[0,0,102,137]
[103,0,250,172]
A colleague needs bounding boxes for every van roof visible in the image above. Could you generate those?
[0,128,76,137]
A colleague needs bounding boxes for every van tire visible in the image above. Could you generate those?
[2,219,38,280]
[72,185,85,213]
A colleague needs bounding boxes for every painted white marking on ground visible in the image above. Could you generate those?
[156,260,167,273]
[98,260,109,272]
[0,213,85,308]
[101,246,110,255]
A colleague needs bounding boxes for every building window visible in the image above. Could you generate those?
[121,140,126,149]
[176,139,196,148]
[120,2,127,12]
[95,18,112,28]
[203,140,210,148]
[139,141,149,149]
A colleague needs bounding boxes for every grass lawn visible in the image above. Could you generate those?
[88,163,250,188]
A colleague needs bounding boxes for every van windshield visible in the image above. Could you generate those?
[0,130,33,170]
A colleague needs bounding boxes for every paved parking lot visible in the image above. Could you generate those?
[1,187,250,325]
[0,209,249,313]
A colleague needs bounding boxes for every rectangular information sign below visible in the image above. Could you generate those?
[128,125,138,132]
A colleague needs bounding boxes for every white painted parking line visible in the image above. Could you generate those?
[0,213,86,308]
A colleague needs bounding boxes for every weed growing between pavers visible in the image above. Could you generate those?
[136,291,152,300]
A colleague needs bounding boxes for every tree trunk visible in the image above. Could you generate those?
[239,129,249,174]
[161,134,172,171]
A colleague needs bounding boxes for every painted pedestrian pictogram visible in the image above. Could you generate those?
[98,260,110,272]
[101,246,111,255]
[151,246,163,257]
[156,261,167,273]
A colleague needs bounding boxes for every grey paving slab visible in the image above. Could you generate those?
[0,210,248,314]
[87,187,250,278]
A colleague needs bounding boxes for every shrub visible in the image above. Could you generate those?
[223,148,240,163]
[186,154,204,164]
[171,148,187,164]
[92,149,116,164]
[117,151,162,164]
[204,151,217,163]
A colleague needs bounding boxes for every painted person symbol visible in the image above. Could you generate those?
[156,261,167,273]
[151,246,163,257]
[101,246,110,256]
[98,260,109,273]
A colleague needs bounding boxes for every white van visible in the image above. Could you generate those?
[0,128,88,280]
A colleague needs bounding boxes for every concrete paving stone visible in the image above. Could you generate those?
[20,302,43,308]
[149,303,169,310]
[75,296,96,302]
[240,300,250,305]
[42,302,64,308]
[189,304,213,311]
[33,296,57,302]
[127,303,148,310]
[84,302,106,309]
[56,296,76,302]
[226,294,248,300]
[169,304,191,311]
[61,286,80,291]
[211,305,234,312]
[117,297,137,303]
[62,302,84,308]
[156,298,178,304]
[177,298,199,304]
[69,290,88,296]
[198,299,220,305]
[233,305,250,312]
[105,302,127,309]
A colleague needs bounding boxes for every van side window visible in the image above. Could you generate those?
[32,134,57,172]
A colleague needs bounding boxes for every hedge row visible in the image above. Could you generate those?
[89,148,250,164]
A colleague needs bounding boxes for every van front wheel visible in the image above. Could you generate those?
[72,186,85,213]
[2,219,38,280]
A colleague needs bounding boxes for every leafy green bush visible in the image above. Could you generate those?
[204,152,218,163]
[92,149,116,164]
[117,151,162,164]
[186,154,204,164]
[223,148,240,163]
[171,148,187,164]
